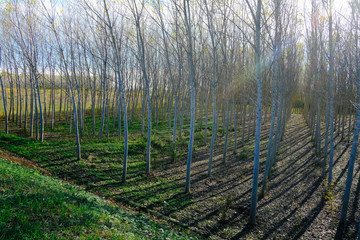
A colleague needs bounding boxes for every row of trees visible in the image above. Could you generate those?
[2,0,359,229]
[303,0,360,235]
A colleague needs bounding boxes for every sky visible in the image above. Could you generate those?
[301,0,352,17]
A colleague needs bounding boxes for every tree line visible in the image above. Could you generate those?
[0,0,359,230]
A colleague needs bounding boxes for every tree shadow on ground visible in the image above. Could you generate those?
[3,114,357,239]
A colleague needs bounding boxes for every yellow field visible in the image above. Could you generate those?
[0,88,98,118]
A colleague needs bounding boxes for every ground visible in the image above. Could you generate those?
[0,157,195,240]
[0,114,359,239]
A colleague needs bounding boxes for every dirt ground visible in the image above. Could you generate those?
[144,114,360,240]
[2,114,360,239]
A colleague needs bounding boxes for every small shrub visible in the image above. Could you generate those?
[324,183,337,211]
[215,195,234,223]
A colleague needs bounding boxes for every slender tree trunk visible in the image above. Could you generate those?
[184,0,196,193]
[34,79,39,140]
[204,89,209,145]
[0,75,8,134]
[100,57,107,139]
[323,79,330,178]
[249,0,262,225]
[24,67,28,134]
[233,95,237,154]
[103,0,129,181]
[59,73,63,121]
[30,75,34,137]
[205,0,218,176]
[348,106,352,142]
[339,6,359,226]
[328,3,335,185]
[34,70,44,142]
[223,94,230,163]
[242,99,247,146]
[261,4,279,196]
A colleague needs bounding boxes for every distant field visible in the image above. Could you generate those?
[0,87,150,121]
[0,87,117,118]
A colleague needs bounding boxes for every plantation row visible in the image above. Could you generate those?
[0,0,360,234]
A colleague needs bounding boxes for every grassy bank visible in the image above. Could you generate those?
[0,158,197,240]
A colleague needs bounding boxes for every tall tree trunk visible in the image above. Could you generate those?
[0,75,8,134]
[328,2,335,185]
[34,69,44,142]
[24,67,28,134]
[103,0,129,181]
[184,0,196,193]
[339,5,359,227]
[205,0,218,176]
[261,0,279,196]
[249,0,262,225]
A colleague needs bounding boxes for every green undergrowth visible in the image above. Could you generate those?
[0,158,197,240]
[0,114,242,240]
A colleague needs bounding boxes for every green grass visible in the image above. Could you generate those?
[0,113,243,240]
[0,158,197,240]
